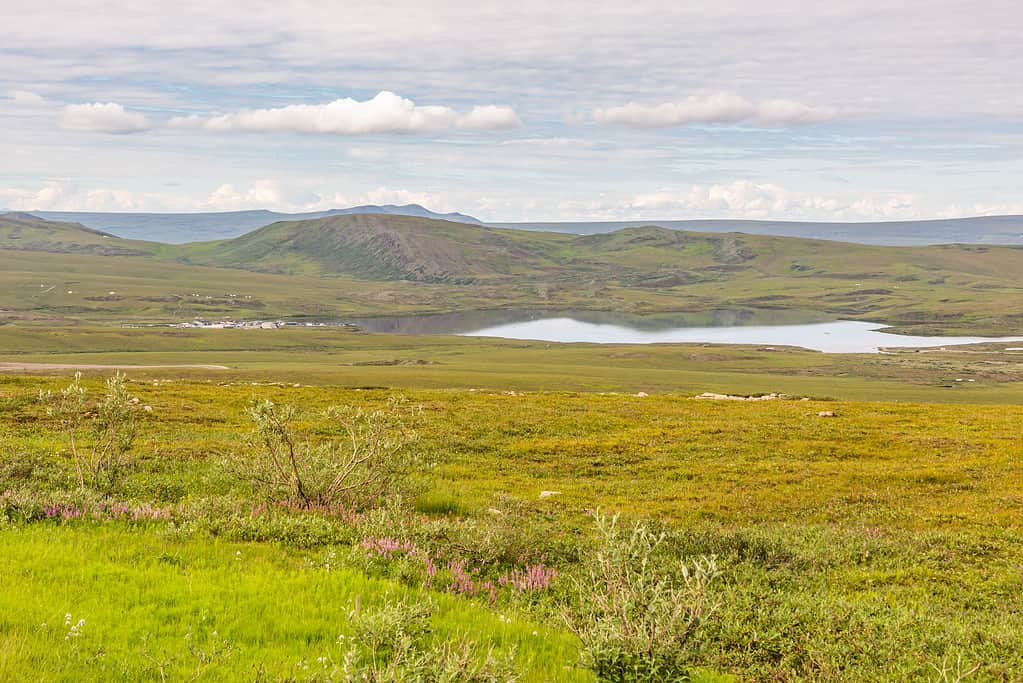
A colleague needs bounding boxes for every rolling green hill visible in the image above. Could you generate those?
[177,213,1023,289]
[2,212,1023,333]
[178,213,563,281]
[0,212,159,256]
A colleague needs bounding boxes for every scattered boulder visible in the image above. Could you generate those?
[539,490,562,498]
[695,392,783,401]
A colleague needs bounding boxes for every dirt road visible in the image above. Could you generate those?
[0,362,229,371]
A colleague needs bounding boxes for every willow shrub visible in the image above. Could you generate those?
[236,396,421,510]
[565,513,720,682]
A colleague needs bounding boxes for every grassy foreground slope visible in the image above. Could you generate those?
[0,525,585,682]
[0,376,1020,680]
[3,213,1023,333]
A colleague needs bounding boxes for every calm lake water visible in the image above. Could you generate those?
[350,310,1023,354]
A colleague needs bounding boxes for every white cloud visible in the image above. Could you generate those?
[594,92,840,128]
[196,182,452,213]
[456,105,522,130]
[0,183,186,211]
[170,92,521,135]
[5,177,1022,224]
[756,99,841,125]
[623,181,845,218]
[552,181,940,222]
[8,90,46,107]
[79,188,182,212]
[273,186,448,213]
[203,182,287,211]
[59,102,149,134]
[0,181,452,214]
[362,186,441,207]
[0,184,67,211]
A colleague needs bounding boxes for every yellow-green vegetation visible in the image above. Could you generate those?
[1,373,1020,680]
[3,212,1023,334]
[0,525,583,682]
[2,325,1023,403]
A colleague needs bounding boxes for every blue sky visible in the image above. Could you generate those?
[2,0,1022,221]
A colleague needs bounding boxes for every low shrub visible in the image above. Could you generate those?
[565,513,721,682]
[326,596,520,682]
[235,396,420,509]
[38,373,139,492]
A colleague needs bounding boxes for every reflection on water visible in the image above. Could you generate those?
[348,310,1023,354]
[350,308,829,335]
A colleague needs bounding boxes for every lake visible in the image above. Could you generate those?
[350,310,1023,354]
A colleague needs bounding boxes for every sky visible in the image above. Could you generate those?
[2,0,1022,222]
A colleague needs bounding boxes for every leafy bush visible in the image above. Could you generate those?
[238,396,420,509]
[38,373,138,491]
[332,596,520,682]
[565,513,720,682]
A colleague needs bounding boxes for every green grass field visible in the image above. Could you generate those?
[1,371,1021,680]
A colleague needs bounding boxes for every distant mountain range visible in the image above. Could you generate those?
[24,204,483,243]
[4,205,1023,246]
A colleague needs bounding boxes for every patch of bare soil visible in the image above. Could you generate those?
[0,362,228,371]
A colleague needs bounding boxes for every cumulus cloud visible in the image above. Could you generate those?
[59,102,149,134]
[626,181,845,218]
[203,182,287,211]
[456,105,522,130]
[0,181,452,214]
[551,181,943,222]
[594,92,840,128]
[0,183,186,211]
[170,92,521,135]
[8,90,46,107]
[0,184,67,211]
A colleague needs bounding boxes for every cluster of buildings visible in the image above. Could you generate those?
[175,319,331,330]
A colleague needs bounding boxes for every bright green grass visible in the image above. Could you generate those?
[0,524,588,682]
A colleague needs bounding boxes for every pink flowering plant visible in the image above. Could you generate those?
[0,488,179,524]
[353,533,558,605]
